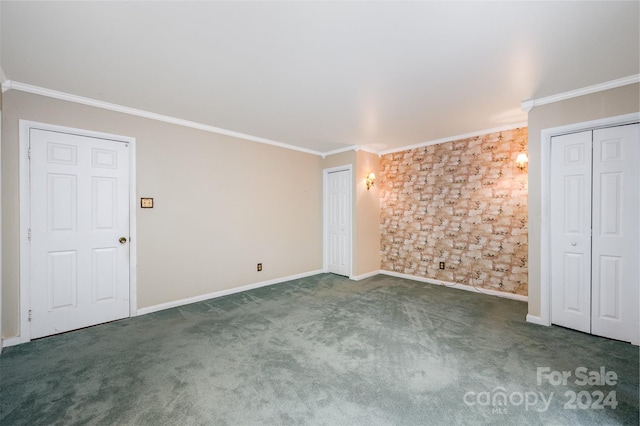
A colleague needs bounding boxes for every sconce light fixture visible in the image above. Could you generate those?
[516,153,528,170]
[365,173,375,190]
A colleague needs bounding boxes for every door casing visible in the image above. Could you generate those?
[19,120,137,343]
[538,112,640,345]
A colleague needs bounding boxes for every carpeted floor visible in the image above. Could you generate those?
[1,273,638,425]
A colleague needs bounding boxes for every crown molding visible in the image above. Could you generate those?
[3,80,325,157]
[377,122,528,156]
[355,145,381,156]
[521,74,640,112]
[5,75,638,158]
[321,145,359,158]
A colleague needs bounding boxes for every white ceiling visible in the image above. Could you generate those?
[1,1,638,155]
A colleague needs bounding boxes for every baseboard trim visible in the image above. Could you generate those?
[525,314,550,326]
[136,269,324,316]
[2,336,22,348]
[350,270,381,281]
[380,270,528,302]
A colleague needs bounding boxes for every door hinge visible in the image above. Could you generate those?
[28,228,32,241]
[28,310,32,322]
[28,148,31,159]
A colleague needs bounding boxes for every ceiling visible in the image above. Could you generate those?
[1,1,638,155]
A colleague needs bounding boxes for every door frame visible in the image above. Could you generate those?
[323,165,353,277]
[18,120,137,343]
[539,113,640,341]
[0,111,3,352]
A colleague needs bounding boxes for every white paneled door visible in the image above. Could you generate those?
[550,131,593,334]
[327,169,350,277]
[591,125,639,341]
[30,129,130,339]
[550,123,639,343]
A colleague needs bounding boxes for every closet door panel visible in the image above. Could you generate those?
[550,131,592,333]
[591,124,639,343]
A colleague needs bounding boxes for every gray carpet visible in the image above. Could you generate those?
[1,273,638,425]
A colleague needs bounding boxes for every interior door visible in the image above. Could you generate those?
[327,169,350,277]
[30,128,130,339]
[550,130,592,334]
[591,124,639,342]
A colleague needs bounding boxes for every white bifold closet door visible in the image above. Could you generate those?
[551,123,639,343]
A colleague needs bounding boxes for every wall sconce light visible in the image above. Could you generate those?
[365,173,375,190]
[516,153,528,170]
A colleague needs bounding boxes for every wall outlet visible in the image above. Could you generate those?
[257,263,262,272]
[439,261,445,270]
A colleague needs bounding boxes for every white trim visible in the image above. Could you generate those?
[353,145,381,156]
[378,122,528,156]
[521,74,640,112]
[323,165,353,277]
[2,80,524,160]
[137,269,323,316]
[380,270,528,302]
[538,113,640,328]
[18,120,138,343]
[360,146,382,157]
[350,270,380,281]
[0,111,2,353]
[322,145,359,158]
[5,75,639,160]
[128,137,138,317]
[5,80,323,157]
[525,314,547,326]
[2,337,21,348]
[321,145,382,159]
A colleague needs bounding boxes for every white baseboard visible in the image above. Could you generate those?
[136,269,324,316]
[350,270,381,281]
[525,314,550,326]
[2,336,22,348]
[379,270,528,302]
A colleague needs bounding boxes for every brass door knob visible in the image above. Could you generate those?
[119,237,127,244]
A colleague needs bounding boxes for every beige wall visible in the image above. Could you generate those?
[354,151,380,277]
[321,151,356,171]
[380,128,529,295]
[527,83,640,318]
[1,90,324,339]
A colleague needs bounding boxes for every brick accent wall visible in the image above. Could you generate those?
[380,128,528,295]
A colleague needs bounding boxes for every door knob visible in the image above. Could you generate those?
[119,237,127,244]
[571,242,577,246]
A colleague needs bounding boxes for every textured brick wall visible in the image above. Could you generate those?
[380,128,528,295]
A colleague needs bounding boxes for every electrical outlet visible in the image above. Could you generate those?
[257,263,262,272]
[439,261,445,270]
